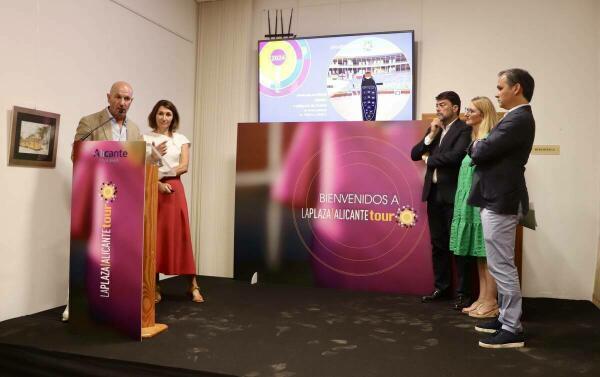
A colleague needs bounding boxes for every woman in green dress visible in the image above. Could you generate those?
[449,96,499,318]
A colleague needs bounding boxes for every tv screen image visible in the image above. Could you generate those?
[259,31,414,122]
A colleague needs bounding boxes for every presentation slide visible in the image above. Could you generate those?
[259,31,414,122]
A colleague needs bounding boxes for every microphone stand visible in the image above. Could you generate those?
[79,115,116,141]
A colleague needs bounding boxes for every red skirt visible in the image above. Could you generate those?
[156,177,196,275]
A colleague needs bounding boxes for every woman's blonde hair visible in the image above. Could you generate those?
[470,96,499,140]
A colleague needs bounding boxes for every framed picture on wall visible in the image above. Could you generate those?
[8,106,60,168]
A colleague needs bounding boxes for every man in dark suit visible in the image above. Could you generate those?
[411,91,472,309]
[468,68,535,348]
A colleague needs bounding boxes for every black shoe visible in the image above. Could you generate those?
[474,318,502,333]
[479,329,525,349]
[452,294,471,311]
[421,289,449,303]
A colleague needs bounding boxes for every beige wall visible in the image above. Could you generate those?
[195,0,600,301]
[594,0,600,308]
[193,0,254,278]
[0,0,198,321]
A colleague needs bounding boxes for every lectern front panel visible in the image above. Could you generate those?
[70,140,146,340]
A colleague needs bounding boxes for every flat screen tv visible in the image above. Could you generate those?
[258,30,414,122]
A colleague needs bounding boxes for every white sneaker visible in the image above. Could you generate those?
[61,306,69,322]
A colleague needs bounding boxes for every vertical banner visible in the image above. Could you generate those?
[235,122,434,295]
[70,141,146,340]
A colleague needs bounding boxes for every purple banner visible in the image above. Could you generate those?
[70,141,146,340]
[234,122,433,295]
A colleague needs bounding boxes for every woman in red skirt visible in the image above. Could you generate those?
[144,100,204,303]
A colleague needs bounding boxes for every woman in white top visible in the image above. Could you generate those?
[144,100,204,303]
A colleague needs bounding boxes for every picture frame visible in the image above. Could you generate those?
[8,106,60,168]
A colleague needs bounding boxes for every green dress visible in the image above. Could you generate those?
[449,154,486,257]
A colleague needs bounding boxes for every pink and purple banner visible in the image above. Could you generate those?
[69,141,146,340]
[234,122,433,295]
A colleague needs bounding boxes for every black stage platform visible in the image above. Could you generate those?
[0,276,598,377]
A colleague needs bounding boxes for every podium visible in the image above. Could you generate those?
[69,141,167,340]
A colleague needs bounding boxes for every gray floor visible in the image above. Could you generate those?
[0,276,598,377]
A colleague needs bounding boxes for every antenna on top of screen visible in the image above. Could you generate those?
[265,9,296,40]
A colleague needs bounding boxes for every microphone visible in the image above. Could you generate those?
[79,115,115,141]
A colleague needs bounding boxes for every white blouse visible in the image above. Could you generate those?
[143,132,190,178]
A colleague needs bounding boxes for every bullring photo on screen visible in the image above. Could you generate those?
[258,31,414,122]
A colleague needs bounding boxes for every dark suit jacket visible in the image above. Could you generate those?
[411,119,471,204]
[467,105,535,215]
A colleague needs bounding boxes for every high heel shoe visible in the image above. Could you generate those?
[190,287,204,303]
[461,301,481,314]
[155,285,162,304]
[469,304,499,318]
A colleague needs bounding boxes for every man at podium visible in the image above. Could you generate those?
[64,81,164,322]
[74,81,143,142]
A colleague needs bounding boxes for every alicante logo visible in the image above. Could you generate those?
[395,205,417,228]
[100,182,117,202]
